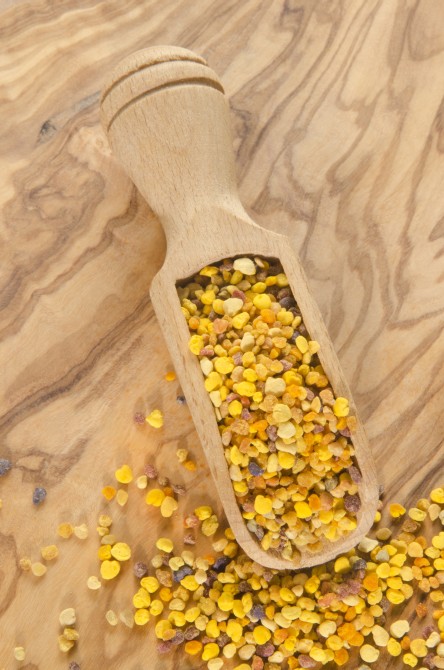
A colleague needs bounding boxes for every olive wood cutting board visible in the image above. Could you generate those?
[1,1,444,669]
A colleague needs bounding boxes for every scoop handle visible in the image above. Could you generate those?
[101,46,243,244]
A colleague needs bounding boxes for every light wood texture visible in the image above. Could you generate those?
[101,45,378,570]
[0,1,443,668]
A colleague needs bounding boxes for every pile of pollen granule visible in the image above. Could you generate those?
[125,485,444,670]
[177,256,361,562]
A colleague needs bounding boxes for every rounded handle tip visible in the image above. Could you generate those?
[99,45,236,235]
[100,45,224,133]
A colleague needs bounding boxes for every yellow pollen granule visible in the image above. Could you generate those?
[119,609,134,628]
[188,334,204,354]
[74,523,89,539]
[14,647,26,661]
[202,642,220,660]
[111,542,132,561]
[410,638,427,657]
[106,610,119,626]
[19,557,32,571]
[63,628,79,641]
[333,397,349,417]
[185,640,202,655]
[218,592,234,611]
[403,653,419,667]
[136,475,148,489]
[360,644,380,663]
[387,637,402,656]
[98,545,111,560]
[146,409,164,428]
[145,489,165,506]
[409,507,427,522]
[165,371,176,381]
[115,464,133,484]
[295,335,309,354]
[58,635,74,653]
[87,575,101,590]
[116,489,129,506]
[160,496,178,517]
[430,487,444,503]
[195,506,213,520]
[102,485,116,500]
[40,544,58,561]
[31,562,47,577]
[390,619,410,638]
[134,608,150,625]
[253,294,272,310]
[214,357,235,374]
[253,626,272,644]
[156,537,174,553]
[334,556,351,574]
[202,515,219,536]
[233,257,256,275]
[141,576,160,593]
[295,501,312,519]
[100,559,121,580]
[59,608,76,626]
[254,495,273,515]
[57,522,74,538]
[389,503,406,518]
[98,514,112,527]
[181,575,199,591]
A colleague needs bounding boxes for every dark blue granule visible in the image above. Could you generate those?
[173,565,193,582]
[32,487,47,505]
[248,462,264,477]
[212,556,230,572]
[250,604,265,621]
[204,570,218,588]
[68,663,80,670]
[0,458,12,476]
[277,288,292,300]
[279,296,295,310]
[176,395,187,405]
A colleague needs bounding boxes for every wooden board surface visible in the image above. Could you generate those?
[1,1,443,668]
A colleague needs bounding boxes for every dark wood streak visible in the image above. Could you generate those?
[36,92,100,145]
[0,534,19,617]
[0,293,154,435]
[0,179,140,337]
[14,438,89,485]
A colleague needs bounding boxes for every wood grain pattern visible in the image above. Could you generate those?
[0,0,443,668]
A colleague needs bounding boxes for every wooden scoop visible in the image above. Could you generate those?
[100,46,379,570]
